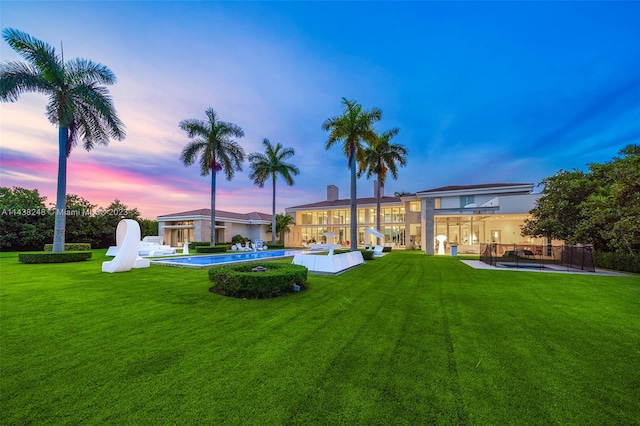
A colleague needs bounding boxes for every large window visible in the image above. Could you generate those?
[300,212,312,225]
[332,209,350,224]
[300,226,329,243]
[384,225,405,246]
[409,201,421,212]
[299,210,329,225]
[357,209,367,223]
[382,207,405,223]
[460,195,475,208]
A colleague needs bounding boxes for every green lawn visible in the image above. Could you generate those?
[1,251,638,425]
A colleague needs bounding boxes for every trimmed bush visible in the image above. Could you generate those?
[209,263,308,299]
[360,250,375,260]
[195,245,229,253]
[19,251,92,264]
[188,241,211,250]
[43,243,91,251]
[266,244,284,250]
[593,251,640,274]
[382,246,392,253]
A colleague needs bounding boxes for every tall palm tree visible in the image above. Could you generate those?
[323,97,381,251]
[179,108,245,246]
[248,139,300,245]
[0,28,125,252]
[358,128,408,245]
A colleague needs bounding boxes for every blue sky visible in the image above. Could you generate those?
[1,1,639,219]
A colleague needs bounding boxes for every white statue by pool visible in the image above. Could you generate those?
[436,235,447,255]
[102,219,150,273]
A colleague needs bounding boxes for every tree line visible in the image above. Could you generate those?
[0,187,157,251]
[522,144,639,255]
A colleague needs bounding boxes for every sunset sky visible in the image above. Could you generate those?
[1,1,639,219]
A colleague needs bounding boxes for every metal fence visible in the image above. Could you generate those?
[479,243,595,272]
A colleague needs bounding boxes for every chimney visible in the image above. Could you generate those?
[327,185,339,201]
[374,180,384,198]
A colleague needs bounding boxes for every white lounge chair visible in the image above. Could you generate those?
[243,242,251,251]
[231,244,238,251]
[373,245,384,256]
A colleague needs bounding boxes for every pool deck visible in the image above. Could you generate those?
[461,260,628,276]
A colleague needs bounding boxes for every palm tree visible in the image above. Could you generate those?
[0,28,125,252]
[266,213,296,245]
[358,128,408,245]
[248,139,300,245]
[323,98,381,251]
[179,108,245,246]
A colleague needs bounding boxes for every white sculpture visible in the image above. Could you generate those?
[102,219,150,273]
[436,235,447,255]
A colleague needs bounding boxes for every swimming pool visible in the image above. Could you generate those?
[499,263,549,270]
[151,249,313,268]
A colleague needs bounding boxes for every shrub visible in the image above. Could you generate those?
[188,241,211,250]
[266,243,284,250]
[231,234,249,245]
[43,243,91,251]
[209,263,308,299]
[360,250,374,260]
[593,251,640,274]
[382,246,392,253]
[18,251,92,264]
[195,245,229,253]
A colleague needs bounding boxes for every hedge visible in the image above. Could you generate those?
[44,243,91,251]
[19,251,92,264]
[195,245,229,253]
[360,249,375,260]
[209,263,308,299]
[593,251,640,274]
[382,246,392,253]
[188,241,212,250]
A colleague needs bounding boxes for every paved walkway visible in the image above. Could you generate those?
[461,260,628,277]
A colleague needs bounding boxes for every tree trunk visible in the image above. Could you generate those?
[210,171,216,246]
[52,127,68,253]
[350,155,357,251]
[271,176,277,245]
[376,178,381,246]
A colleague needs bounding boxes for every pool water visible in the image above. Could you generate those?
[499,263,549,270]
[151,249,312,267]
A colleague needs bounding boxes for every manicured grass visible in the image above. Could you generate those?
[1,250,638,425]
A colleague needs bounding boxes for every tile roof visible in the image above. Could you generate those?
[158,209,271,221]
[416,183,533,193]
[287,195,401,210]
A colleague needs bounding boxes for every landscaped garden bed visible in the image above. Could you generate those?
[209,262,308,298]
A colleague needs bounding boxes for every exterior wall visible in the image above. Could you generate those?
[286,204,406,247]
[285,185,540,254]
[158,216,270,246]
[497,193,540,214]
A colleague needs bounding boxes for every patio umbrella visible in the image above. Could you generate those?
[363,228,384,239]
[323,231,337,244]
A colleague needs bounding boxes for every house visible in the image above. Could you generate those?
[156,209,272,247]
[284,182,548,255]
